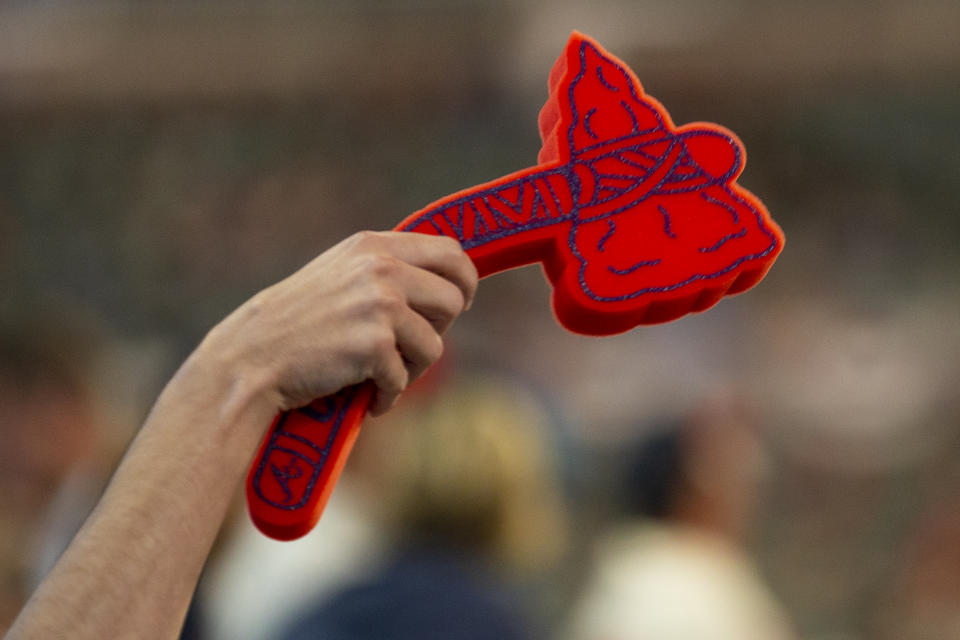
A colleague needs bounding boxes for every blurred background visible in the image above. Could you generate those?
[2,1,959,638]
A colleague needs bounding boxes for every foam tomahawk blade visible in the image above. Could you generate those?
[247,31,784,540]
[400,31,784,332]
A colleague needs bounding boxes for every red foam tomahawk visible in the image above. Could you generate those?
[247,32,784,540]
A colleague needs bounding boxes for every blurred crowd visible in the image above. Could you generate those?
[2,2,959,639]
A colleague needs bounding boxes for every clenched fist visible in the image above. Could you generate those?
[205,231,478,416]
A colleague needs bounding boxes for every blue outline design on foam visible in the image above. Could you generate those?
[658,205,678,239]
[252,386,357,511]
[597,219,616,252]
[584,108,600,140]
[700,228,747,253]
[609,258,661,275]
[269,454,304,504]
[701,191,740,224]
[595,65,620,92]
[398,40,780,304]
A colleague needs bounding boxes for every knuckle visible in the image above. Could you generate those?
[369,285,404,315]
[435,234,462,253]
[243,288,271,316]
[432,282,464,321]
[364,326,395,356]
[350,230,381,249]
[353,324,394,362]
[372,254,399,278]
[380,363,407,394]
[396,366,411,391]
[425,334,444,363]
[445,282,467,312]
[439,237,467,264]
[353,288,397,327]
[358,252,398,279]
[370,328,397,362]
[465,261,480,287]
[384,377,406,395]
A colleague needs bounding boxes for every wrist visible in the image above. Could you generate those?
[165,324,282,443]
[128,333,281,498]
[114,320,285,510]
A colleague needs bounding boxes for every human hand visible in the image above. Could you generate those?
[204,230,477,417]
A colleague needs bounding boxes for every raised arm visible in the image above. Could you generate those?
[5,231,477,640]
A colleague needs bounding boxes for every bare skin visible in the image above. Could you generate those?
[5,231,478,640]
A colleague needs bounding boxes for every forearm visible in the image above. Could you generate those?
[6,336,277,640]
[5,231,477,639]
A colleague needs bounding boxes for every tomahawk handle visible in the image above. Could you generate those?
[246,383,374,540]
[245,169,551,539]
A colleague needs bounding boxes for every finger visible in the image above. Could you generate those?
[373,232,479,311]
[368,343,408,416]
[394,305,444,382]
[392,261,467,334]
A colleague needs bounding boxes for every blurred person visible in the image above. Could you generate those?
[568,395,795,640]
[276,374,568,640]
[200,434,393,640]
[0,307,209,639]
[0,310,103,634]
[200,351,464,640]
[5,231,478,639]
[875,494,960,640]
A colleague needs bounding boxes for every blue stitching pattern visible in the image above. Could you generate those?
[620,100,640,133]
[270,454,304,504]
[701,191,740,224]
[252,386,358,510]
[397,40,778,305]
[700,228,747,253]
[584,108,600,140]
[597,219,616,252]
[658,205,678,239]
[596,65,620,92]
[297,396,338,422]
[609,258,661,275]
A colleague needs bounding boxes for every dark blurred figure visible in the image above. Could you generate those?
[569,394,795,640]
[278,375,569,640]
[877,493,960,640]
[0,307,207,639]
[0,311,100,633]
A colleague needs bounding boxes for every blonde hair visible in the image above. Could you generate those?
[358,375,568,574]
